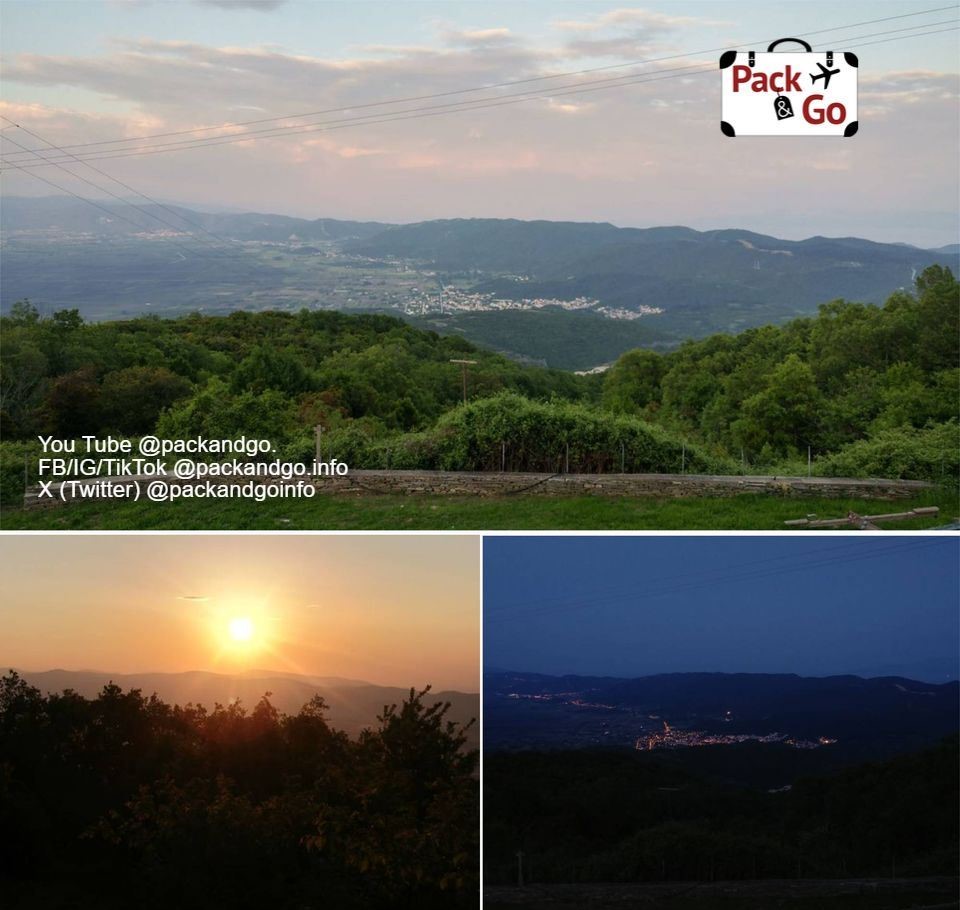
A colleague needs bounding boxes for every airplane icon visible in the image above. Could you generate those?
[810,62,841,90]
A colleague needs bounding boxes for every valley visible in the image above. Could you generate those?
[5,198,957,370]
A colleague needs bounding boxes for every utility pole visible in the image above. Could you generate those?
[449,359,477,405]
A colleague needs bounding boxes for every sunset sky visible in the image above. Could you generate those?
[0,534,479,691]
[2,1,958,245]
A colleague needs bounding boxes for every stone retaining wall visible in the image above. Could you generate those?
[316,470,933,500]
[22,469,933,510]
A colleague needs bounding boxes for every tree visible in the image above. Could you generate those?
[42,366,101,437]
[7,299,40,326]
[99,366,192,434]
[914,265,959,372]
[602,349,665,415]
[732,354,823,457]
[308,687,479,901]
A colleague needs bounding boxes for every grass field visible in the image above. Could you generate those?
[2,489,955,531]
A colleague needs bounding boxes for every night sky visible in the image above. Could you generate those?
[484,537,959,683]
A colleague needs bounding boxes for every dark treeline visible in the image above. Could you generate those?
[484,738,959,886]
[0,672,478,909]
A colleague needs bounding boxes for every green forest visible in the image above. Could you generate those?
[1,265,957,504]
[484,738,959,886]
[0,672,478,909]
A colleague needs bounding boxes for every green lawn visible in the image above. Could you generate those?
[2,489,955,531]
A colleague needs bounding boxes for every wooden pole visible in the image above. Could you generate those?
[449,359,477,406]
[784,506,938,528]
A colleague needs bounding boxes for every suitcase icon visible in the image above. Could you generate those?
[720,38,858,137]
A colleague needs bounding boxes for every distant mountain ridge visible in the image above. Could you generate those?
[4,196,957,340]
[1,196,389,242]
[14,668,479,742]
[345,218,959,334]
[485,670,959,757]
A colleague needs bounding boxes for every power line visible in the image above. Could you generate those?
[0,118,261,273]
[6,4,956,155]
[1,130,240,260]
[0,116,239,248]
[3,21,955,173]
[0,60,717,167]
[2,24,953,271]
[0,165,217,264]
[832,22,958,48]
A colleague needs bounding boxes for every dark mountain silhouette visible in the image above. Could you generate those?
[15,668,479,741]
[485,670,959,759]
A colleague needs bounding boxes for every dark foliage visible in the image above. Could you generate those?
[484,738,959,886]
[0,672,478,909]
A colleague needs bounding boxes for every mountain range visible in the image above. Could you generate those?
[347,219,959,335]
[0,195,386,242]
[485,670,959,760]
[13,667,479,743]
[4,196,958,348]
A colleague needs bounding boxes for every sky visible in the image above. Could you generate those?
[1,1,958,245]
[0,534,480,691]
[484,536,960,682]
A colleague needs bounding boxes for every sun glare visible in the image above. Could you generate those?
[201,596,288,669]
[228,616,255,643]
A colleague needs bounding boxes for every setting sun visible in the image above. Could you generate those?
[228,617,254,643]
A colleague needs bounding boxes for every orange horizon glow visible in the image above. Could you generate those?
[0,536,480,692]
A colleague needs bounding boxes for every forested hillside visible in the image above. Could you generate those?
[602,264,959,476]
[346,219,959,336]
[1,267,956,504]
[484,737,959,885]
[0,672,478,909]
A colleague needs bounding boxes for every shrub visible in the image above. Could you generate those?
[816,421,959,482]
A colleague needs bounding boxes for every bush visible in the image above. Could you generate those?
[0,439,41,506]
[816,421,960,482]
[325,392,734,474]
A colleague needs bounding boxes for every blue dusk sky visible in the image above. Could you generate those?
[1,1,958,245]
[484,536,960,682]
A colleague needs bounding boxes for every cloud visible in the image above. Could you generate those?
[562,36,671,59]
[554,8,717,33]
[440,27,516,48]
[2,37,553,115]
[858,70,959,119]
[552,7,728,60]
[1,26,955,246]
[178,594,209,601]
